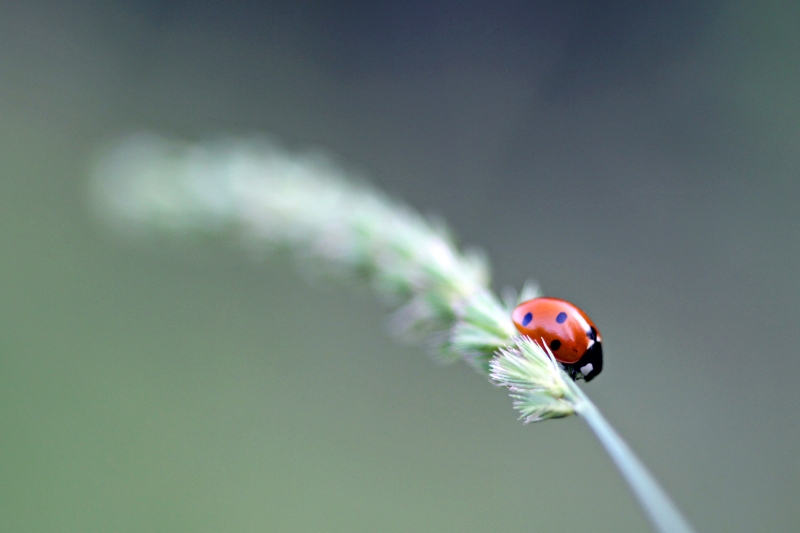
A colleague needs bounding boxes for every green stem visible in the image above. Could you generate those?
[568,381,697,533]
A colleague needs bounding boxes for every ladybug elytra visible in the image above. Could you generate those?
[512,297,603,381]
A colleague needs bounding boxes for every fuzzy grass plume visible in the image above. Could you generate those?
[90,133,696,533]
[90,133,528,378]
[490,338,577,423]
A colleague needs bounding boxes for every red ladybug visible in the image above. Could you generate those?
[511,297,603,381]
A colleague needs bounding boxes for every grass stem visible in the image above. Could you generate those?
[569,381,697,533]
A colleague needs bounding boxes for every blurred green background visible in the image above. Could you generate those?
[1,2,798,532]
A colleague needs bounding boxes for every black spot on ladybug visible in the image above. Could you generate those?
[556,312,567,324]
[549,339,561,351]
[522,312,533,326]
[587,327,597,341]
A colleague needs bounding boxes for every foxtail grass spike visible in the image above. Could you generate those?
[90,133,696,533]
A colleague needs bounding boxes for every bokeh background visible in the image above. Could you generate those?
[1,1,798,532]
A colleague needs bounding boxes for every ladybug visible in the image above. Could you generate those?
[511,297,603,382]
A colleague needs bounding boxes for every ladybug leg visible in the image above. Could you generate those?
[558,362,579,381]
